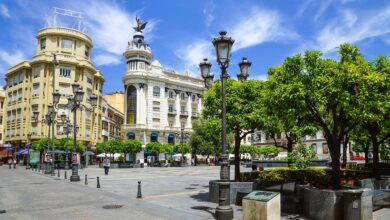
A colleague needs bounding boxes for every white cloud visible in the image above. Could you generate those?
[93,53,121,66]
[0,50,25,66]
[315,7,390,52]
[203,1,215,27]
[0,4,10,18]
[230,7,299,51]
[77,1,155,56]
[314,0,332,22]
[174,40,214,74]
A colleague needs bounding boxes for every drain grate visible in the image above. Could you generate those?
[102,205,123,209]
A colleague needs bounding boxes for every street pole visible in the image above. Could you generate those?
[70,99,80,182]
[45,120,51,174]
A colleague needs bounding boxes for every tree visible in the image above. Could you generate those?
[174,143,192,165]
[203,79,264,181]
[31,137,49,152]
[286,144,317,169]
[106,139,122,160]
[267,44,371,188]
[121,139,142,162]
[161,144,174,160]
[146,142,163,161]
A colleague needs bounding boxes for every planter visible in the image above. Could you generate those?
[297,185,372,220]
[209,180,253,205]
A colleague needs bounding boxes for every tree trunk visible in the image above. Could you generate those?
[342,136,348,169]
[234,128,241,182]
[327,135,342,189]
[287,139,293,153]
[363,145,369,164]
[371,137,380,180]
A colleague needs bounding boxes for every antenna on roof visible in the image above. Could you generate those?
[51,7,84,31]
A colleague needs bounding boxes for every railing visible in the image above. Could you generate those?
[168,109,177,115]
[180,111,188,117]
[191,112,199,118]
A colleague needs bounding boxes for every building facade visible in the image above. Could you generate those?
[103,91,124,114]
[3,26,104,150]
[121,23,205,149]
[101,98,124,141]
[0,88,4,146]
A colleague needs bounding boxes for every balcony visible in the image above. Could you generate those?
[191,112,199,118]
[180,111,188,117]
[168,109,177,116]
[101,129,109,136]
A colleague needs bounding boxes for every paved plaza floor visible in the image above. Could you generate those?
[0,165,249,220]
[1,165,389,220]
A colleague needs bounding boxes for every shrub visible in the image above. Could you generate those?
[286,144,317,169]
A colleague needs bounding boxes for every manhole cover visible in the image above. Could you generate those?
[102,205,123,209]
[185,187,196,190]
[31,183,44,185]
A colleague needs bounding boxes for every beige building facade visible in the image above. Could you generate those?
[101,98,124,141]
[0,88,4,146]
[103,91,124,114]
[3,26,104,150]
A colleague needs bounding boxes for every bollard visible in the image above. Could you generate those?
[57,169,60,178]
[9,164,11,169]
[137,181,142,199]
[85,174,88,185]
[97,176,100,188]
[64,171,67,179]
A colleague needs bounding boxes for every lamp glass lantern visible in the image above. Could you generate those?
[60,113,67,122]
[90,94,98,107]
[48,104,54,113]
[75,90,84,102]
[238,57,251,81]
[45,113,51,123]
[199,58,212,78]
[52,91,61,105]
[212,31,234,67]
[72,82,80,94]
[33,111,39,121]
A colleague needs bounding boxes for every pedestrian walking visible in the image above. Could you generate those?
[13,158,17,169]
[103,157,110,175]
[8,158,12,169]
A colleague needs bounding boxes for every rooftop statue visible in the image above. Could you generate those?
[133,16,148,33]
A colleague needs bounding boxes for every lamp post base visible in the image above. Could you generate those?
[44,163,52,174]
[70,163,80,182]
[215,204,233,220]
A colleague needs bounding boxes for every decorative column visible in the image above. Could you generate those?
[197,94,202,117]
[186,92,192,129]
[162,88,169,128]
[138,83,146,126]
[174,90,181,128]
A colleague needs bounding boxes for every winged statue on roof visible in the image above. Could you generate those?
[133,16,148,33]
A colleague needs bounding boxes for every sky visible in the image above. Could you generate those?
[1,0,390,94]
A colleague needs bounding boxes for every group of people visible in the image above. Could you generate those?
[7,157,17,169]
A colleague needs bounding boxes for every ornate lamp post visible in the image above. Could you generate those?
[61,113,72,170]
[26,133,32,169]
[67,81,98,182]
[200,31,235,220]
[175,128,189,167]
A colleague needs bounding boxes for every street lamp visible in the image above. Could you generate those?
[199,58,213,89]
[67,82,98,182]
[26,133,32,169]
[237,57,251,81]
[32,110,53,174]
[201,30,235,220]
[176,128,189,167]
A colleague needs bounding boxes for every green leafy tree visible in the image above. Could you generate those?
[203,79,264,181]
[146,142,163,161]
[256,146,281,158]
[121,139,142,162]
[286,144,317,169]
[161,143,174,160]
[174,143,191,165]
[96,142,107,154]
[31,137,49,152]
[105,139,122,159]
[267,44,372,188]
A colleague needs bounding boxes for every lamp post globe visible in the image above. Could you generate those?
[48,104,54,113]
[237,57,251,81]
[90,94,98,107]
[72,82,80,94]
[52,90,61,105]
[75,90,84,102]
[212,31,234,68]
[199,58,214,89]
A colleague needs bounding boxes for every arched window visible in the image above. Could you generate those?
[153,86,160,97]
[192,94,196,102]
[169,91,174,99]
[181,93,186,100]
[127,85,137,124]
[311,144,317,154]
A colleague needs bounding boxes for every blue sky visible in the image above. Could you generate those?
[1,0,390,94]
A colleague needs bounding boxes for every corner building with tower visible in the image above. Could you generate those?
[122,25,205,161]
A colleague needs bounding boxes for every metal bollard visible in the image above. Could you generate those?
[57,169,60,178]
[64,171,67,179]
[97,176,100,188]
[85,174,88,185]
[137,181,142,199]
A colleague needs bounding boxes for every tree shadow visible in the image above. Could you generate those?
[191,206,215,218]
[190,191,209,202]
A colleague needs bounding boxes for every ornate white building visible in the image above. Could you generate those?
[121,20,205,150]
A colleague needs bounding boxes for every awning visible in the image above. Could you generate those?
[24,144,32,148]
[83,151,95,156]
[127,132,135,138]
[6,147,14,151]
[168,134,175,138]
[14,148,29,155]
[151,133,158,138]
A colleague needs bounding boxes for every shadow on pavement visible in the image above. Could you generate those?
[191,206,215,218]
[190,191,209,202]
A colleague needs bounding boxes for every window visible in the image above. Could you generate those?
[192,94,196,102]
[181,106,186,113]
[311,144,317,154]
[322,143,329,154]
[169,91,174,99]
[127,85,137,124]
[40,38,46,50]
[169,105,174,112]
[153,106,160,112]
[181,93,186,100]
[153,86,160,97]
[61,38,73,49]
[87,77,92,84]
[0,101,3,109]
[60,68,71,77]
[0,116,2,124]
[151,133,158,142]
[85,45,89,57]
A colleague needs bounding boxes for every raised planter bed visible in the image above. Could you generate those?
[209,180,253,205]
[251,159,329,168]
